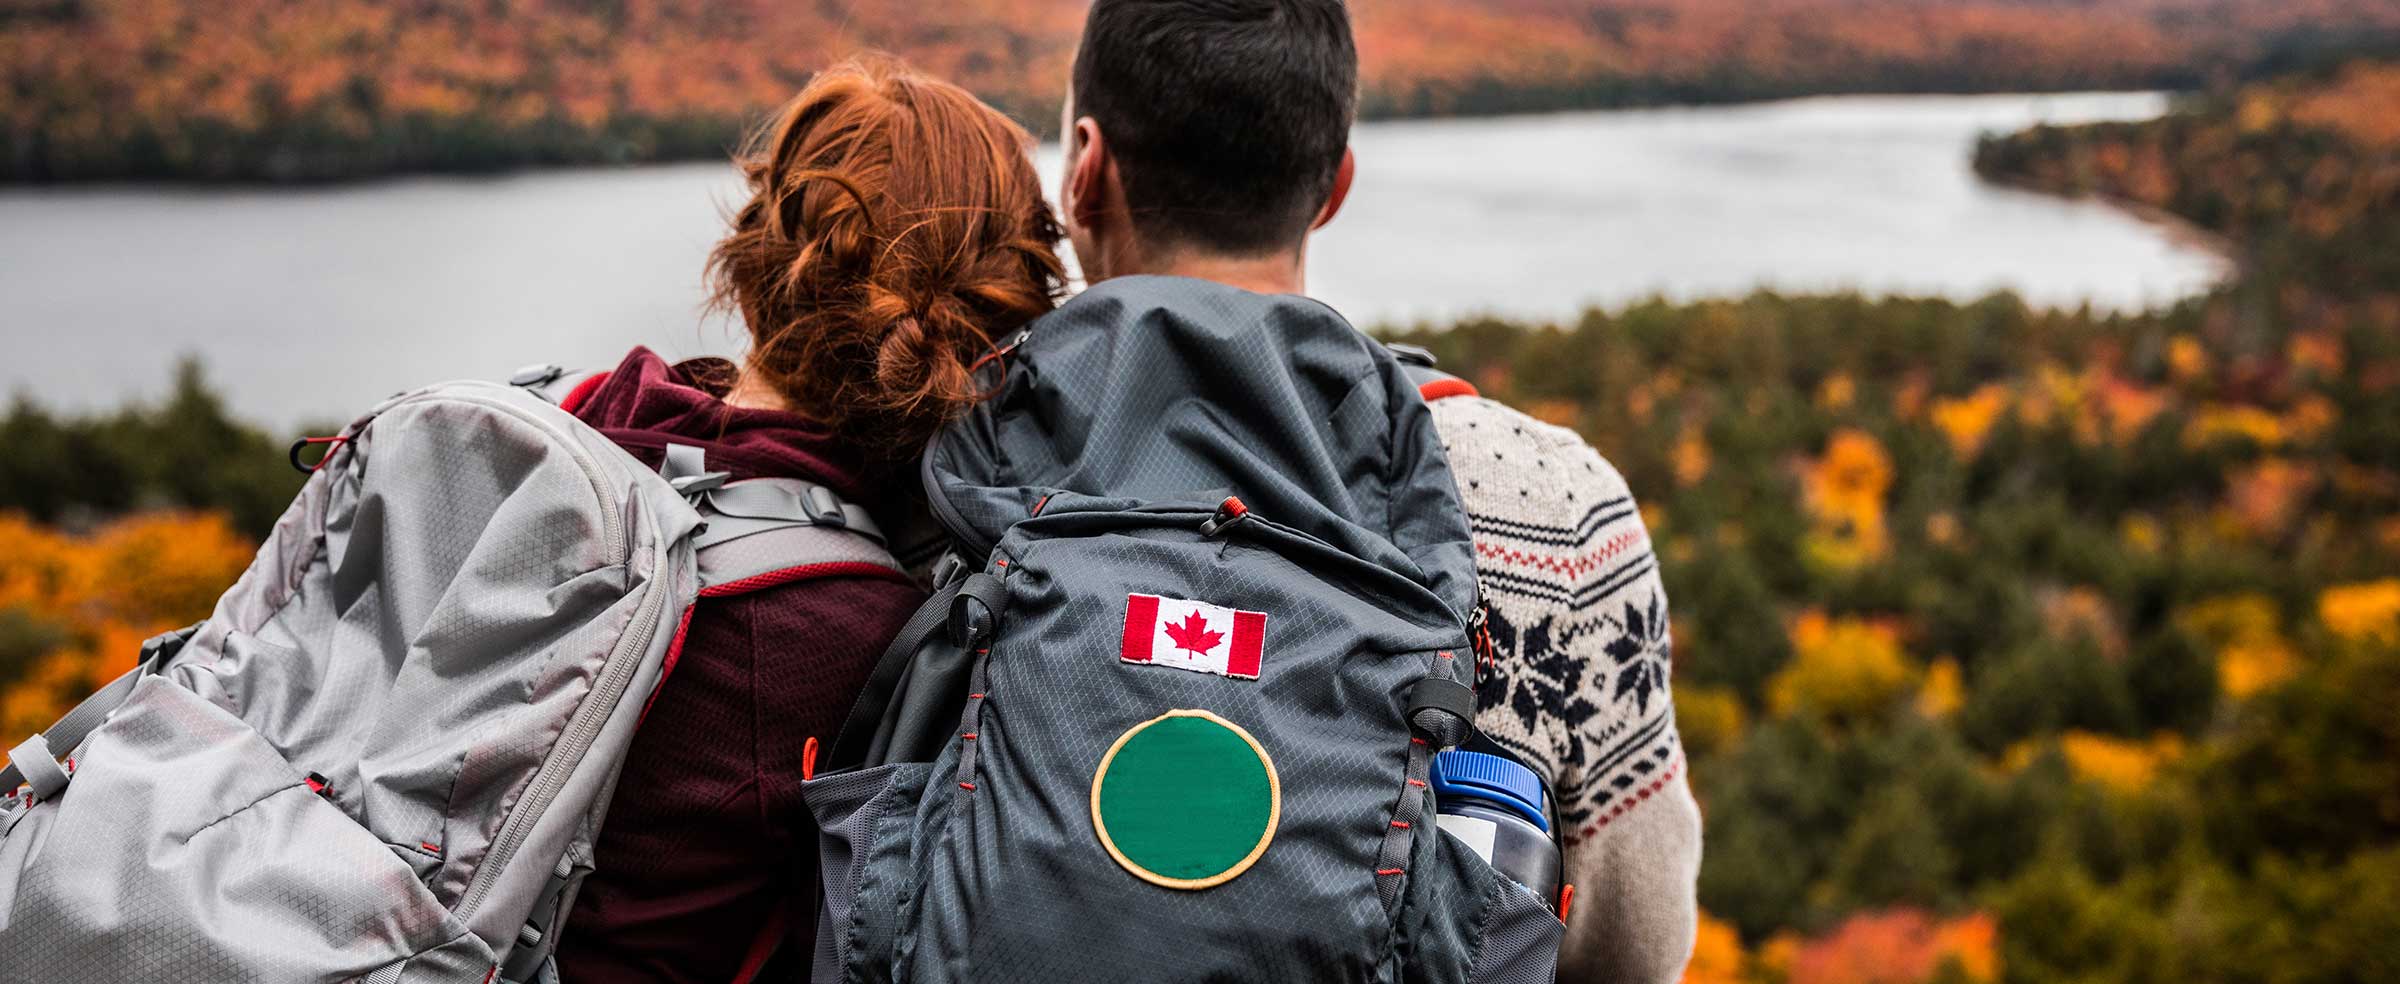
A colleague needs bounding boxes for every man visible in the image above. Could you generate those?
[1055,1,1702,979]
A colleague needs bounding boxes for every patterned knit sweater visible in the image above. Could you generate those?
[1427,394,1701,984]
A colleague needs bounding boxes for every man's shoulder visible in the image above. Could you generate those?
[1427,395,1679,847]
[1424,395,1638,525]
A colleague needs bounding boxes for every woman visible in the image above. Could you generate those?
[551,58,1064,983]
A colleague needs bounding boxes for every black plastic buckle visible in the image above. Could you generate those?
[1385,343,1439,368]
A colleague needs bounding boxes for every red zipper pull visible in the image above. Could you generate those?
[1200,496,1251,536]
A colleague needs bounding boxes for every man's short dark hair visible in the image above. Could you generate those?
[1072,0,1357,256]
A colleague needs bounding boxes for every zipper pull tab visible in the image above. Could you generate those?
[1200,496,1251,537]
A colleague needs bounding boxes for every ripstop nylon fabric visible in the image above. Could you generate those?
[0,381,705,983]
[810,276,1560,983]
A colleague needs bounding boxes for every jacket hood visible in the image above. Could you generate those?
[924,275,1477,616]
[570,346,881,501]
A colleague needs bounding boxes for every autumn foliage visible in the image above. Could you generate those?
[1779,910,1998,984]
[2,48,2397,984]
[0,511,252,738]
[1383,63,2400,984]
[5,0,2400,180]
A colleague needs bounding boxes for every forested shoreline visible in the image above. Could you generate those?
[4,0,2398,182]
[1382,60,2400,984]
[4,56,2397,984]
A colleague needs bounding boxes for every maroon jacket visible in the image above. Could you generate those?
[554,348,922,984]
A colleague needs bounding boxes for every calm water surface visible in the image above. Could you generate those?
[0,92,2229,426]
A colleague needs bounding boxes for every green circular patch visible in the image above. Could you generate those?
[1090,710,1281,889]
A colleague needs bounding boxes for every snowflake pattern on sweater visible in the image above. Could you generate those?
[1428,396,1685,846]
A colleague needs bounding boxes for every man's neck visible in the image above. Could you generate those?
[1100,243,1308,297]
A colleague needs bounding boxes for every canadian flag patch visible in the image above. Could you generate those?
[1121,593,1267,680]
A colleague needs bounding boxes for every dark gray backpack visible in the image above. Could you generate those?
[804,276,1563,983]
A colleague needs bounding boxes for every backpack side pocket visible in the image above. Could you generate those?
[1398,821,1563,984]
[0,676,496,981]
[1465,870,1564,984]
[803,762,935,984]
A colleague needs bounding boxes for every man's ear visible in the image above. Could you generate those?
[1309,147,1355,231]
[1065,117,1112,230]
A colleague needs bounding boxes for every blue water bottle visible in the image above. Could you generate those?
[1429,749,1562,910]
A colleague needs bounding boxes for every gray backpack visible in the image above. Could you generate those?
[0,370,893,983]
[804,276,1563,983]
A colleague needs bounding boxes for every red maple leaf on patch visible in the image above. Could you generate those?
[1164,610,1224,658]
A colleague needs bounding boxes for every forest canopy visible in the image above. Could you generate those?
[2,28,2398,984]
[1381,60,2400,984]
[4,0,2399,181]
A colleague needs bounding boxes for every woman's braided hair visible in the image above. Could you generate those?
[710,56,1065,458]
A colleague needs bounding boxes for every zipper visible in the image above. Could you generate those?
[458,537,671,920]
[441,382,666,920]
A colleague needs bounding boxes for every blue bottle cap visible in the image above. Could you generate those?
[1428,750,1548,832]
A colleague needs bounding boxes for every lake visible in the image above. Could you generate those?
[0,91,2230,427]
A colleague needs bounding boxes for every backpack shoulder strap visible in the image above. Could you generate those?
[655,445,903,594]
[2,625,195,802]
[508,365,898,583]
[1384,343,1480,403]
[511,360,903,595]
[698,478,886,549]
[692,481,905,595]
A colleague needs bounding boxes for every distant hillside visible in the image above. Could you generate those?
[1382,60,2400,979]
[3,0,2397,181]
[1976,59,2400,299]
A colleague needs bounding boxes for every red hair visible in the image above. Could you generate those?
[710,57,1065,457]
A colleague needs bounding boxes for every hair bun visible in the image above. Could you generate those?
[705,57,1067,460]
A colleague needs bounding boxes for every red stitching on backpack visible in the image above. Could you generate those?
[958,782,977,791]
[969,693,985,699]
[639,603,697,725]
[1391,820,1411,829]
[700,561,911,598]
[1409,737,1428,746]
[961,732,978,740]
[1375,867,1407,876]
[1407,778,1428,788]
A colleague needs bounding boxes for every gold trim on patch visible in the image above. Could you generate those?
[1089,708,1282,890]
